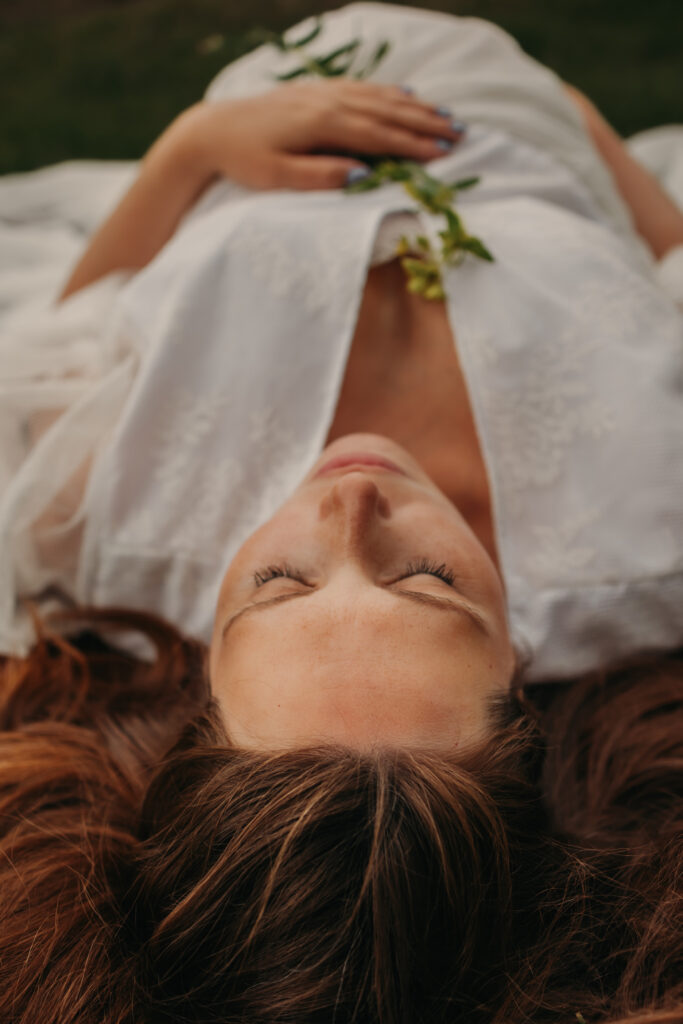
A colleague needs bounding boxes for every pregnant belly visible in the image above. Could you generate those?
[324,258,500,568]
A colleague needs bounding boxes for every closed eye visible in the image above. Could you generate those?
[222,585,489,643]
[253,556,456,588]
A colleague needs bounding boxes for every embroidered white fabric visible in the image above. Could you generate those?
[1,2,682,683]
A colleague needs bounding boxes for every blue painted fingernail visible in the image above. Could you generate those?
[436,138,454,151]
[345,166,372,185]
[399,85,415,94]
[450,120,467,134]
[435,105,452,118]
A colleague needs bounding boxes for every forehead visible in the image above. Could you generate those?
[219,645,472,749]
[212,595,489,748]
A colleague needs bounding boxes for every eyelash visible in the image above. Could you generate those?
[253,557,456,588]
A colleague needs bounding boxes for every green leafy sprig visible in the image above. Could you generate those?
[345,162,493,298]
[259,17,494,299]
[254,16,390,80]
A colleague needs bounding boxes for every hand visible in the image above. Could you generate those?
[177,79,465,191]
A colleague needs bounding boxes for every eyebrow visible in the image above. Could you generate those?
[221,588,488,644]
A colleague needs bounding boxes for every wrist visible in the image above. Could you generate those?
[146,103,220,193]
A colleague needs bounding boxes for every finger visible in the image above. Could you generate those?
[346,95,466,143]
[270,154,372,191]
[318,112,461,162]
[336,80,453,122]
[329,79,435,112]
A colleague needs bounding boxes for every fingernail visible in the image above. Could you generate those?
[345,166,372,185]
[436,138,454,151]
[399,85,415,94]
[450,120,467,134]
[435,105,452,118]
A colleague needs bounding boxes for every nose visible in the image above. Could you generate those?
[319,472,390,552]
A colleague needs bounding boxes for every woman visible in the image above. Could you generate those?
[1,4,682,1021]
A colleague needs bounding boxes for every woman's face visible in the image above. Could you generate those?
[210,434,515,750]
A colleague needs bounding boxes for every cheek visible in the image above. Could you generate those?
[442,523,500,591]
[241,510,309,563]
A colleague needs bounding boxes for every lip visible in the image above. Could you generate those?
[314,453,408,479]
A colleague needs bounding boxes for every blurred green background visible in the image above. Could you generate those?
[1,0,681,174]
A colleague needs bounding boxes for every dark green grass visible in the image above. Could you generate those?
[1,0,681,174]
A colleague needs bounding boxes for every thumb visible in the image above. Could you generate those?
[273,154,372,191]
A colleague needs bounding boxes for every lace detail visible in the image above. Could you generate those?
[445,195,683,598]
[120,385,236,552]
[477,326,618,498]
[467,328,500,369]
[464,200,665,504]
[116,385,309,555]
[527,506,602,578]
[240,215,370,317]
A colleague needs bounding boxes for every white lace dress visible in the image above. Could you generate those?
[1,2,682,682]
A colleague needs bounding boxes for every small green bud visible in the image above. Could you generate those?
[401,257,430,276]
[424,281,445,301]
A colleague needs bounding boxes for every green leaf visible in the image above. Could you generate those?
[418,176,441,200]
[276,40,361,80]
[344,173,382,193]
[402,172,453,213]
[452,176,480,191]
[377,161,414,182]
[324,63,349,76]
[275,66,311,81]
[404,180,427,204]
[359,39,390,78]
[317,40,360,66]
[401,257,431,276]
[443,207,464,236]
[288,17,323,49]
[460,236,495,261]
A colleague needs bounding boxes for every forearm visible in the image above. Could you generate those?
[563,84,683,259]
[57,106,217,303]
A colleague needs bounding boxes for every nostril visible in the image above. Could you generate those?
[330,473,382,503]
[319,471,393,522]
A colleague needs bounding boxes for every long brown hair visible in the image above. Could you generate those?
[0,606,681,1023]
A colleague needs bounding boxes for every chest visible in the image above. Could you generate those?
[324,259,498,562]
